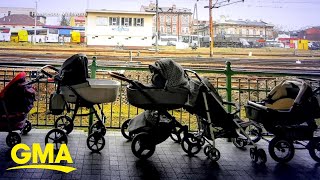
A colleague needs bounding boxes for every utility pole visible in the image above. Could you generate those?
[193,1,200,47]
[155,0,159,53]
[209,0,213,57]
[34,0,38,44]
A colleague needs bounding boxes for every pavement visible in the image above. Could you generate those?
[0,129,319,180]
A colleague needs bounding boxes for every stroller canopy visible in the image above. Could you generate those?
[266,79,311,107]
[0,72,35,114]
[60,54,89,86]
[149,59,189,93]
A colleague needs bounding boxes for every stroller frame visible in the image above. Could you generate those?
[182,69,266,163]
[41,65,108,153]
[110,71,188,159]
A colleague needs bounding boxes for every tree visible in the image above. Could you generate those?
[60,14,69,26]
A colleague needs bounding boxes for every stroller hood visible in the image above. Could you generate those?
[149,59,189,93]
[60,54,89,86]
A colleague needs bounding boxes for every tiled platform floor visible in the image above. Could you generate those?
[0,129,319,180]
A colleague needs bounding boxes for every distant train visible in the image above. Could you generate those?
[157,35,257,48]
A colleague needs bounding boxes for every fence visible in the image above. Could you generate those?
[1,57,319,131]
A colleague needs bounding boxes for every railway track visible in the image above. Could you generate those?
[0,52,320,77]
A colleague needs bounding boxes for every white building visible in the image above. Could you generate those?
[86,9,155,47]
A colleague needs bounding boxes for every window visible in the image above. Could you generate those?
[121,18,132,26]
[134,18,144,26]
[172,26,177,34]
[49,29,58,34]
[253,29,256,35]
[239,29,242,36]
[96,17,108,26]
[160,26,164,33]
[160,15,164,23]
[172,16,177,24]
[260,30,263,36]
[109,17,120,26]
[166,15,170,23]
[246,29,249,35]
[182,15,189,25]
[166,27,171,33]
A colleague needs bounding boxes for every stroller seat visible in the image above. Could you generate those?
[246,79,318,134]
[263,80,300,110]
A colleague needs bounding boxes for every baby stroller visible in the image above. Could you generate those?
[0,72,38,147]
[245,79,320,163]
[183,69,266,163]
[109,59,189,159]
[42,54,120,153]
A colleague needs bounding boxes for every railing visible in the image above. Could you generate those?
[1,57,320,131]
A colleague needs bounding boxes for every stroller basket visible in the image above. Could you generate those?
[127,85,188,110]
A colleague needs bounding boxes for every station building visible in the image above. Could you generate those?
[85,9,155,47]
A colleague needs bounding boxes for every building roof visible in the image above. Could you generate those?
[0,14,44,26]
[217,19,273,27]
[141,4,192,14]
[86,9,155,15]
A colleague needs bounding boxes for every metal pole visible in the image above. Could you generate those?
[196,2,200,48]
[225,61,232,113]
[209,0,213,57]
[88,56,97,134]
[155,0,159,53]
[34,0,38,44]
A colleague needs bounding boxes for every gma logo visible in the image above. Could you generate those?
[7,143,76,173]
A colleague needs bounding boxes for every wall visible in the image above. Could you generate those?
[86,12,154,47]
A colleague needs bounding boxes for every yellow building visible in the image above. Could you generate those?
[86,9,155,47]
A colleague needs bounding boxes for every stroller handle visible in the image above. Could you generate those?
[109,71,133,83]
[184,69,202,82]
[40,65,59,78]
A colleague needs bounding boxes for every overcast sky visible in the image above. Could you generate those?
[0,0,319,30]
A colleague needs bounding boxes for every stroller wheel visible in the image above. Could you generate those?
[87,132,105,153]
[257,149,267,164]
[90,121,106,136]
[250,148,258,162]
[308,138,320,162]
[6,132,21,148]
[269,137,295,163]
[232,137,248,148]
[121,119,134,140]
[245,124,262,143]
[170,126,184,143]
[54,116,74,134]
[181,133,202,156]
[45,128,68,154]
[204,144,212,156]
[22,120,32,135]
[131,132,156,159]
[208,147,220,162]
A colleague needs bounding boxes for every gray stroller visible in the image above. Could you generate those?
[110,59,189,159]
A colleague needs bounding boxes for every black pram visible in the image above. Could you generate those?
[110,59,189,159]
[245,79,320,163]
[41,54,120,153]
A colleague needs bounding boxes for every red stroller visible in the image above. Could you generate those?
[0,72,36,147]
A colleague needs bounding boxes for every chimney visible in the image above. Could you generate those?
[172,4,176,10]
[8,11,11,16]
